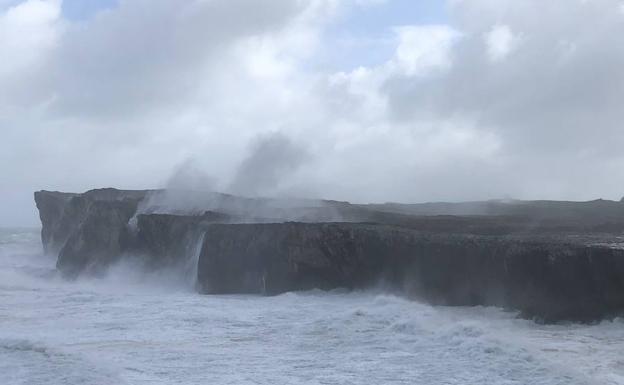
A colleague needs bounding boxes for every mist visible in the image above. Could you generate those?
[228,132,310,198]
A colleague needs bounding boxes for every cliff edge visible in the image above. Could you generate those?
[34,188,624,323]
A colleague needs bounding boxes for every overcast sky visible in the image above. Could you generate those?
[2,0,624,226]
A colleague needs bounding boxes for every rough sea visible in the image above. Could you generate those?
[1,227,624,385]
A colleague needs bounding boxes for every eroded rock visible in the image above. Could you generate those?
[197,222,624,323]
[34,188,624,322]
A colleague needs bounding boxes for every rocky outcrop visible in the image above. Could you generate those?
[135,212,232,269]
[34,191,79,255]
[57,200,139,277]
[197,222,624,323]
[364,198,624,226]
[34,188,624,322]
[35,189,150,277]
[34,189,150,256]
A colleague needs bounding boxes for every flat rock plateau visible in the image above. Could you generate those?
[34,188,624,323]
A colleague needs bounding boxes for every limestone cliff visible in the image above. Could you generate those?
[34,188,624,322]
[197,222,624,323]
[35,188,149,277]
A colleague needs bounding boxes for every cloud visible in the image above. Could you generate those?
[1,0,624,226]
[380,0,624,199]
[485,24,517,62]
[0,0,61,106]
[392,25,460,76]
[48,0,305,120]
[0,0,316,225]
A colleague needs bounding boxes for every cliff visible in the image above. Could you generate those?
[34,188,624,322]
[57,199,139,277]
[197,222,624,323]
[34,189,149,256]
[34,189,150,276]
[34,190,79,255]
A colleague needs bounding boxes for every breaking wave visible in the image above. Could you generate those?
[2,228,624,384]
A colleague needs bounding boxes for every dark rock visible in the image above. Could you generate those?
[35,189,151,256]
[35,188,239,277]
[33,187,624,323]
[57,199,139,278]
[135,212,231,269]
[34,191,79,255]
[364,199,624,227]
[36,189,150,276]
[197,222,624,323]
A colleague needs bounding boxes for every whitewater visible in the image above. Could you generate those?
[1,228,623,385]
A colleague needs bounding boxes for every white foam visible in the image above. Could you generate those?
[2,228,623,385]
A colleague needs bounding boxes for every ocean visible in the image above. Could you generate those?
[1,227,623,385]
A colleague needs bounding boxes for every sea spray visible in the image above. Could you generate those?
[3,229,624,384]
[186,230,206,290]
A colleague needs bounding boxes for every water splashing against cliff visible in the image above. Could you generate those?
[3,228,624,384]
[131,188,351,225]
[98,226,206,292]
[187,231,205,289]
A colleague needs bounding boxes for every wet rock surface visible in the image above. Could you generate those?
[34,188,624,322]
[197,222,624,322]
[56,200,139,277]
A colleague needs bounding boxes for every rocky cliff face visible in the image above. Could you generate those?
[34,189,149,256]
[34,188,624,323]
[135,212,234,270]
[35,189,149,277]
[57,200,139,277]
[34,191,79,255]
[197,222,624,323]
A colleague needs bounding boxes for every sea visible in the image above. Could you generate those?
[1,227,624,385]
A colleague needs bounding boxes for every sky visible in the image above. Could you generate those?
[1,0,624,226]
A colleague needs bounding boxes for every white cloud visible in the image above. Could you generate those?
[383,0,624,199]
[0,0,61,103]
[392,25,460,76]
[0,0,60,71]
[1,0,624,225]
[485,24,517,62]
